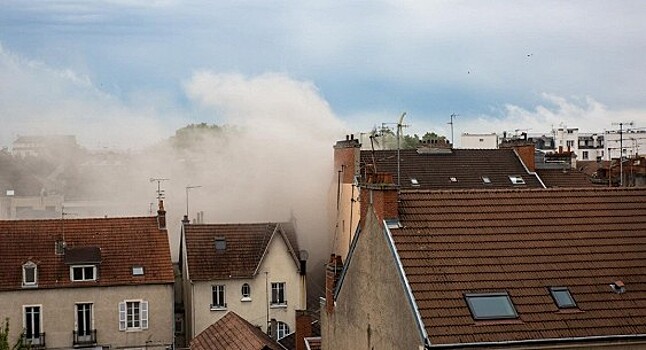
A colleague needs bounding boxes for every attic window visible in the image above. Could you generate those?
[465,293,518,320]
[22,261,38,287]
[214,237,226,252]
[410,178,420,187]
[508,175,526,185]
[482,176,491,184]
[132,266,145,276]
[385,218,402,229]
[449,177,458,183]
[549,287,577,308]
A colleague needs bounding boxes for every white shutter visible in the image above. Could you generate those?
[118,302,126,331]
[141,301,148,329]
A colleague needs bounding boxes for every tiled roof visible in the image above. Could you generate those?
[360,148,543,189]
[190,311,285,350]
[304,337,321,350]
[0,216,174,291]
[184,222,300,281]
[536,168,602,188]
[393,188,646,345]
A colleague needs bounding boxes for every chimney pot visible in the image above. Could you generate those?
[157,200,167,230]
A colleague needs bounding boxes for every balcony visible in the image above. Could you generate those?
[73,329,97,347]
[22,333,46,349]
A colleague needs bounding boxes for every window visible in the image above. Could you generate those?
[119,300,148,331]
[267,321,290,340]
[465,293,518,320]
[211,285,226,309]
[241,283,251,300]
[508,175,525,185]
[410,178,420,187]
[385,218,402,229]
[75,303,94,344]
[24,305,43,345]
[71,265,96,281]
[549,287,577,309]
[449,177,458,183]
[214,237,226,252]
[132,266,144,276]
[271,282,287,306]
[582,151,589,160]
[482,176,491,184]
[23,262,37,287]
[566,140,575,147]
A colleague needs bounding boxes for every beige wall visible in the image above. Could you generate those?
[322,208,424,350]
[188,232,304,339]
[0,284,173,350]
[332,183,360,260]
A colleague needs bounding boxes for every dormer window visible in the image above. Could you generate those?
[71,265,97,282]
[132,266,144,276]
[22,262,38,287]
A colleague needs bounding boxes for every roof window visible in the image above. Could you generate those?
[549,287,577,308]
[410,178,420,187]
[132,266,145,276]
[385,218,402,229]
[482,176,491,184]
[508,175,526,185]
[465,293,518,320]
[449,177,458,183]
[214,237,227,252]
[610,280,626,294]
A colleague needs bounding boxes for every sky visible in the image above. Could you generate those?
[1,0,646,149]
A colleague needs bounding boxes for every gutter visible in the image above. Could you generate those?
[513,149,547,188]
[382,221,430,348]
[426,333,646,349]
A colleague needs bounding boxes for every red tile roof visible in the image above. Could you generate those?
[360,148,543,189]
[184,222,300,281]
[0,216,174,291]
[393,188,646,345]
[190,311,285,350]
[536,168,602,188]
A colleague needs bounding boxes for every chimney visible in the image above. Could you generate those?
[325,254,343,314]
[334,135,361,185]
[182,215,190,225]
[359,172,398,228]
[295,310,312,350]
[157,200,166,230]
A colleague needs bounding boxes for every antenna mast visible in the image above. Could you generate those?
[397,112,407,187]
[611,122,633,187]
[448,113,459,146]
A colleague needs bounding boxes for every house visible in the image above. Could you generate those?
[0,201,175,349]
[331,135,544,259]
[180,221,306,342]
[321,180,646,349]
[189,311,285,350]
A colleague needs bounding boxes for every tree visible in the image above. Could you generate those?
[0,318,27,350]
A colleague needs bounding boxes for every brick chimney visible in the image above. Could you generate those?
[295,310,312,350]
[325,254,343,314]
[359,172,399,228]
[334,134,361,184]
[157,200,166,230]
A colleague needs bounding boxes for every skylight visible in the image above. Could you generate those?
[385,218,402,229]
[410,178,420,187]
[450,177,458,183]
[508,175,526,185]
[482,176,491,184]
[214,237,227,252]
[465,293,518,320]
[132,266,145,276]
[549,287,576,308]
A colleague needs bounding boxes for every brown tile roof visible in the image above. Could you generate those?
[393,188,646,345]
[304,337,321,350]
[0,216,174,291]
[360,148,543,189]
[190,311,285,350]
[184,222,300,281]
[536,168,603,188]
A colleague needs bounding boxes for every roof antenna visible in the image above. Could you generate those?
[448,113,458,147]
[149,178,169,214]
[397,112,407,187]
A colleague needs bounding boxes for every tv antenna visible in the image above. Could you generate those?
[448,113,458,146]
[149,178,169,201]
[396,112,407,187]
[611,122,634,187]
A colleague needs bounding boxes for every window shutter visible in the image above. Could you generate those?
[141,301,149,329]
[118,302,126,331]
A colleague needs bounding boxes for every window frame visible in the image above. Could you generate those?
[22,261,38,287]
[75,302,94,341]
[508,175,526,185]
[70,265,97,282]
[271,282,287,307]
[268,321,290,340]
[211,285,227,310]
[465,292,518,320]
[119,300,148,331]
[23,304,43,344]
[549,287,577,309]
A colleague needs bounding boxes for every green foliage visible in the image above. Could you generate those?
[372,126,447,149]
[170,123,236,150]
[0,318,28,350]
